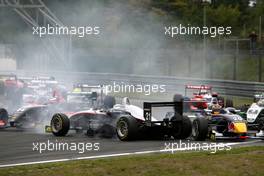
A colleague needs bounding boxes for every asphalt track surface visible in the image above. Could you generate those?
[0,98,263,167]
[0,128,263,167]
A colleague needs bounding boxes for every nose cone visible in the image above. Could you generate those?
[233,122,247,133]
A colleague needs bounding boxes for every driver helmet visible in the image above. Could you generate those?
[257,99,264,106]
[122,97,130,105]
[211,97,218,104]
[211,104,221,114]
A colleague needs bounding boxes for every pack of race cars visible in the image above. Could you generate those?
[0,75,263,141]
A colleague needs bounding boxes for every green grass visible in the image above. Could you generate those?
[0,146,263,176]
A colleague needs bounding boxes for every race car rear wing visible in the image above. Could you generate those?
[185,85,212,96]
[74,84,102,89]
[18,76,55,81]
[185,85,212,90]
[0,74,17,81]
[73,84,109,95]
[143,101,183,126]
[143,100,209,126]
[67,91,97,102]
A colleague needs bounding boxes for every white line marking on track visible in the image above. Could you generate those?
[0,140,262,168]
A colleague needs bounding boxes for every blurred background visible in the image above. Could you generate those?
[0,0,263,81]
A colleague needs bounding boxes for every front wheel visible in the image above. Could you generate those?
[192,118,208,141]
[51,113,70,136]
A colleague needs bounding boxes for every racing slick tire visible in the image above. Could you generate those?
[104,96,116,108]
[0,108,8,127]
[192,118,208,141]
[116,116,138,141]
[171,115,192,139]
[99,124,115,138]
[256,117,264,132]
[225,98,234,107]
[51,113,70,136]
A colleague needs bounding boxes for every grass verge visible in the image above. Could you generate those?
[0,146,263,176]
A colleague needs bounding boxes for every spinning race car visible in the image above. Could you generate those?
[0,81,115,130]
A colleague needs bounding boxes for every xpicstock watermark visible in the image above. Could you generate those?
[32,140,100,154]
[32,24,100,37]
[163,140,232,154]
[165,24,232,38]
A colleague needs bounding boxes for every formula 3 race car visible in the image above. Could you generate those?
[0,82,116,130]
[0,103,89,130]
[0,105,53,129]
[0,74,25,111]
[246,98,264,133]
[46,97,193,141]
[21,77,67,106]
[184,85,233,108]
[191,104,256,141]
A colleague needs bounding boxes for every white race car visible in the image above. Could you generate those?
[47,97,192,141]
[246,99,264,133]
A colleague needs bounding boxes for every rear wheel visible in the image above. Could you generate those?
[256,116,264,132]
[51,113,70,136]
[172,115,192,139]
[192,118,208,141]
[116,116,138,141]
